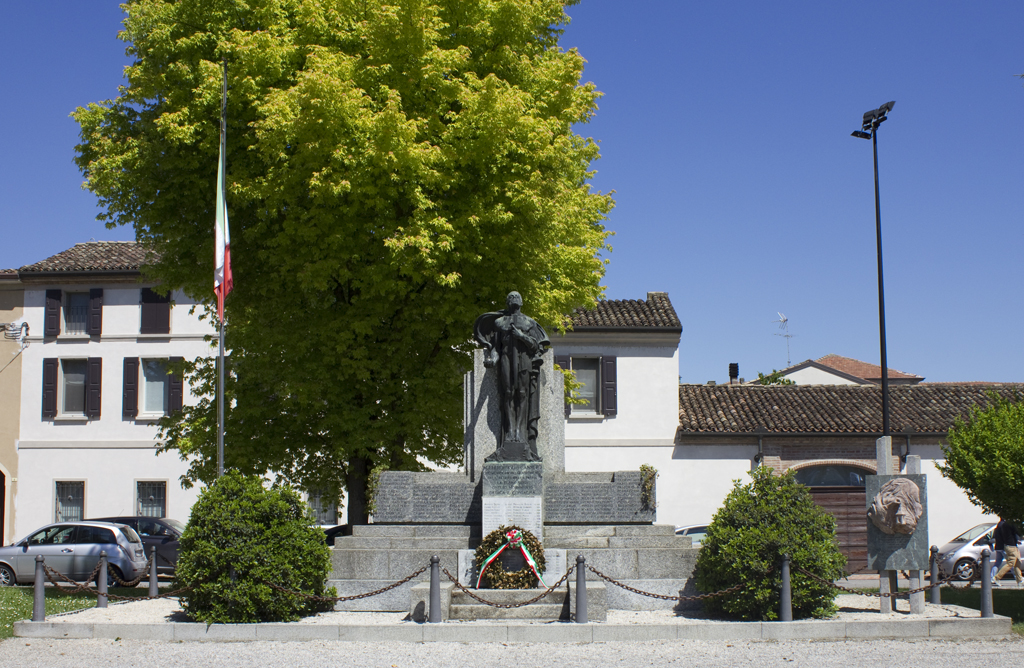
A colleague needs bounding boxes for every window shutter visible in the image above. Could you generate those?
[86,357,102,418]
[554,354,571,418]
[42,358,58,418]
[140,288,170,334]
[44,290,62,337]
[168,356,184,413]
[601,356,617,417]
[87,288,103,336]
[123,357,139,418]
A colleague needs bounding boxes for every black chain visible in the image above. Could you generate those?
[259,565,429,603]
[441,565,575,608]
[792,565,965,598]
[43,561,190,601]
[585,563,747,602]
[106,554,154,588]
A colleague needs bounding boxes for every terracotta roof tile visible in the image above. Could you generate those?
[678,383,1024,434]
[19,242,155,273]
[569,292,680,330]
[815,354,922,381]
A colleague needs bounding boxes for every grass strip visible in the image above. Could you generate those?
[0,586,145,639]
[940,586,1024,635]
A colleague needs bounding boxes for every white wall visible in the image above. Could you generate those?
[906,445,996,547]
[784,367,863,385]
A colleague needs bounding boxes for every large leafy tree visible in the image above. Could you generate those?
[938,393,1024,524]
[73,0,613,521]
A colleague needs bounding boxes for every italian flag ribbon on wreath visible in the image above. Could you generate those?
[475,528,549,589]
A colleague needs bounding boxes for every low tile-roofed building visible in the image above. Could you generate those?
[678,383,1024,435]
[19,241,154,275]
[815,354,922,383]
[568,291,681,331]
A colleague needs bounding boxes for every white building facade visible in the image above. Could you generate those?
[13,242,215,539]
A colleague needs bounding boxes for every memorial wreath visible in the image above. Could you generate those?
[474,525,547,589]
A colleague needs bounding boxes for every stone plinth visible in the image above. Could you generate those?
[464,349,564,481]
[372,471,481,524]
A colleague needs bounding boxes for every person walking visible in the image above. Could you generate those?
[993,518,1023,587]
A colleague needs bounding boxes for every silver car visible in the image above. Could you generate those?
[0,521,147,586]
[937,522,1023,581]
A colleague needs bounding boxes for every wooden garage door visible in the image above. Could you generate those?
[810,487,867,574]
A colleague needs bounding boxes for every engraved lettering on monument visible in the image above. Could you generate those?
[474,292,549,462]
[482,497,543,537]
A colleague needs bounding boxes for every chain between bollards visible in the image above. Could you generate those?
[780,553,792,622]
[575,554,587,623]
[930,545,941,605]
[32,555,45,622]
[428,555,441,623]
[97,551,108,608]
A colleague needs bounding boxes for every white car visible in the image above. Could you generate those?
[0,521,147,586]
[675,524,708,548]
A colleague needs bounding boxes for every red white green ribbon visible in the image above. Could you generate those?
[475,528,550,589]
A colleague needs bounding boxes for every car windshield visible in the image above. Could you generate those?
[163,519,186,534]
[950,523,995,543]
[119,526,142,544]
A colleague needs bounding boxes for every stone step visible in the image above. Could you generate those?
[544,535,691,549]
[452,587,566,606]
[541,524,676,538]
[450,603,565,620]
[352,525,477,538]
[330,548,460,580]
[334,536,478,550]
[327,579,423,612]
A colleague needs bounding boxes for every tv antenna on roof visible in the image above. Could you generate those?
[772,312,794,367]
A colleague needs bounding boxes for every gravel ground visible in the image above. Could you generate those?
[32,593,977,625]
[1,636,1023,668]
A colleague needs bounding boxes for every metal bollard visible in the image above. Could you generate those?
[575,555,588,624]
[32,555,45,622]
[980,548,993,618]
[149,548,159,598]
[930,545,940,605]
[780,553,792,622]
[428,555,441,623]
[97,550,108,609]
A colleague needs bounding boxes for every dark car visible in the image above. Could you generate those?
[88,517,185,575]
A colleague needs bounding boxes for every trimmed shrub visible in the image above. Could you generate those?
[695,466,846,621]
[174,470,335,623]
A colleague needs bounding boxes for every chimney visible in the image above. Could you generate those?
[729,363,739,385]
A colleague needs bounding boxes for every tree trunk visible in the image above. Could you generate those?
[346,455,369,525]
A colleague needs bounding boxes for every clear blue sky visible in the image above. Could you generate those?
[1,2,1020,384]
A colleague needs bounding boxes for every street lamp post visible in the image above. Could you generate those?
[852,101,895,438]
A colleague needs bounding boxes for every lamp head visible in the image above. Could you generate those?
[860,100,895,131]
[851,130,872,140]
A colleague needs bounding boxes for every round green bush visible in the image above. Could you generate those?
[174,470,335,623]
[695,466,846,621]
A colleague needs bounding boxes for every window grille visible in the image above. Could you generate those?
[55,481,84,522]
[137,481,167,518]
[64,293,89,335]
[307,490,338,525]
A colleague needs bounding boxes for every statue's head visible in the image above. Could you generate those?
[506,291,523,309]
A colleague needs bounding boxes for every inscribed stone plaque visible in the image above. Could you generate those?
[866,474,928,570]
[482,462,543,497]
[482,496,543,537]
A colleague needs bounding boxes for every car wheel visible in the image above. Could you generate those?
[96,565,123,588]
[0,565,15,587]
[953,558,977,581]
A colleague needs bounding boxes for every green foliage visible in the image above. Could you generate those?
[639,463,657,509]
[0,587,138,639]
[937,392,1024,524]
[475,526,545,589]
[364,462,389,518]
[76,0,614,511]
[695,467,846,621]
[554,362,589,406]
[174,470,334,623]
[757,370,794,385]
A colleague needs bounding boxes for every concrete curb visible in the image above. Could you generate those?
[13,615,1011,642]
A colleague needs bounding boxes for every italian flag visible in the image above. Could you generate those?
[214,135,232,324]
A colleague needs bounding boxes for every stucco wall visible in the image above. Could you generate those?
[784,367,863,385]
[0,285,23,543]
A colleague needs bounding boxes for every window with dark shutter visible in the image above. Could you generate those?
[140,288,170,334]
[601,356,617,417]
[85,357,102,418]
[554,354,571,417]
[44,290,61,337]
[168,356,184,413]
[87,288,103,336]
[42,358,58,418]
[123,357,139,418]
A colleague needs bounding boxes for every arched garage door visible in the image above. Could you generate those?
[794,465,871,574]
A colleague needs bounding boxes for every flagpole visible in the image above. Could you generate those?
[217,58,227,479]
